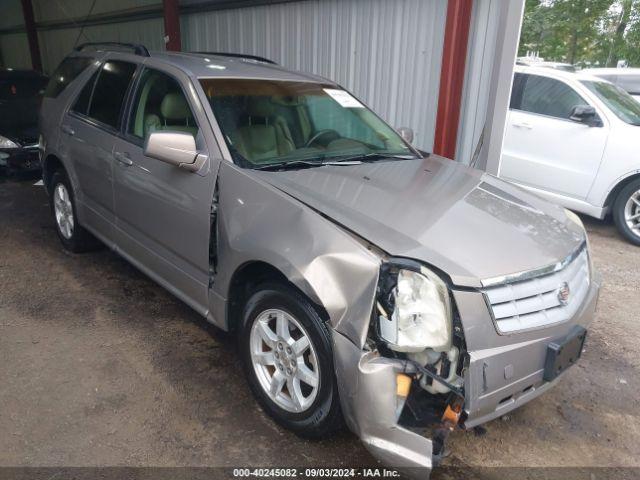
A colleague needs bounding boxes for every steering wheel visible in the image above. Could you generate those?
[305,129,340,148]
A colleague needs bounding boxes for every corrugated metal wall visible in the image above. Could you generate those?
[182,0,447,151]
[37,19,165,73]
[0,0,31,69]
[0,0,508,161]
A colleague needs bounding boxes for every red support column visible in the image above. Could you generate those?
[162,0,182,52]
[20,0,42,72]
[433,0,473,160]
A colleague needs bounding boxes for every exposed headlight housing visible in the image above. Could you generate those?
[0,135,19,149]
[377,263,452,353]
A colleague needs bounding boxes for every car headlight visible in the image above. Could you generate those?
[565,209,584,230]
[565,209,594,280]
[377,264,452,353]
[0,135,19,149]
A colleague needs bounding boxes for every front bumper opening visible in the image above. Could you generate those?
[332,332,465,473]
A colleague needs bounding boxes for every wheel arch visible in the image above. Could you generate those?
[42,154,67,194]
[225,260,330,334]
[604,172,640,212]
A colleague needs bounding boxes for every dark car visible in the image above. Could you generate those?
[0,69,48,174]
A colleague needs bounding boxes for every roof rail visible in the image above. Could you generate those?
[191,51,277,65]
[75,42,150,57]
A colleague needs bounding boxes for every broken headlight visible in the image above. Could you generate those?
[377,262,452,353]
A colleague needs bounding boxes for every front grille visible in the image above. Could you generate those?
[483,246,590,334]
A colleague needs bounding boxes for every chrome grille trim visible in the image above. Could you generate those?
[481,241,586,288]
[482,244,590,334]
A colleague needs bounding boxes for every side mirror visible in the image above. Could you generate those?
[569,105,602,127]
[144,131,206,172]
[397,126,414,144]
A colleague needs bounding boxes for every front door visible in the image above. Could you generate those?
[501,72,608,200]
[113,66,214,312]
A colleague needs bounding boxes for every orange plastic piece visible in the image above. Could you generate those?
[442,404,461,426]
[396,373,412,398]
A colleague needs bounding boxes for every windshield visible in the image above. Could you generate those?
[581,80,640,125]
[199,79,417,168]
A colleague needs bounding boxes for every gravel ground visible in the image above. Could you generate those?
[0,175,638,479]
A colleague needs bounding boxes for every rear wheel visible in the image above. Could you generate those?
[49,170,100,252]
[239,283,343,438]
[613,178,640,246]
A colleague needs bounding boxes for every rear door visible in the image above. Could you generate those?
[501,72,608,200]
[61,59,138,240]
[112,65,214,312]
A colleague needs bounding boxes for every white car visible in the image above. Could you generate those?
[582,68,640,102]
[501,65,640,245]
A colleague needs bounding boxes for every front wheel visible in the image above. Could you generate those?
[613,178,640,246]
[239,283,343,438]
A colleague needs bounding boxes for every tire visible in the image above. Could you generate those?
[49,170,101,253]
[239,282,343,438]
[613,178,640,246]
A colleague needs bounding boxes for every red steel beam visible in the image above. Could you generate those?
[20,0,42,72]
[162,0,182,52]
[433,0,473,160]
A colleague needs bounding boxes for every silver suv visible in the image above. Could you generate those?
[39,43,600,473]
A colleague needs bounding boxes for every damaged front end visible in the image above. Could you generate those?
[332,249,600,475]
[332,259,468,473]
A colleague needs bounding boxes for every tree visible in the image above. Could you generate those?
[518,0,640,67]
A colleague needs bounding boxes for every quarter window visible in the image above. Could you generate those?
[513,74,588,120]
[71,70,99,115]
[87,61,137,129]
[44,57,93,98]
[128,68,198,140]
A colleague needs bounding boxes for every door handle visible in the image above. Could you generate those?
[61,125,75,136]
[114,151,133,166]
[512,121,533,130]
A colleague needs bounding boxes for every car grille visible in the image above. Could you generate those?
[482,245,590,334]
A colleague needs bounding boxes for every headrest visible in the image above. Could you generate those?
[247,98,275,117]
[271,95,304,106]
[161,93,191,120]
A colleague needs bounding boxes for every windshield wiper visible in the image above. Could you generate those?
[330,152,421,163]
[252,152,420,171]
[253,159,361,171]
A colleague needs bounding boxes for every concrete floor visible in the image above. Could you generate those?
[1,176,638,478]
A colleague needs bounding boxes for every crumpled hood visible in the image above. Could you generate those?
[253,156,585,287]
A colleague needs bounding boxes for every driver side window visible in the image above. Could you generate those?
[514,74,589,120]
[128,68,198,140]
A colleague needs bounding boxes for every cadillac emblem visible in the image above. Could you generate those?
[557,282,571,306]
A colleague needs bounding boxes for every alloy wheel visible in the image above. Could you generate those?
[54,183,74,240]
[249,308,320,413]
[624,189,640,239]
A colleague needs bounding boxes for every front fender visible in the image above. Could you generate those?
[212,161,381,348]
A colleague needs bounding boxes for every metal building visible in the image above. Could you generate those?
[0,0,524,169]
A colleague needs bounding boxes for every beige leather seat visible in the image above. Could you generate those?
[155,92,198,136]
[231,98,295,162]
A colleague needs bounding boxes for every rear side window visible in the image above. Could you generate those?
[513,74,588,120]
[44,57,93,98]
[87,61,137,129]
[71,70,99,115]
